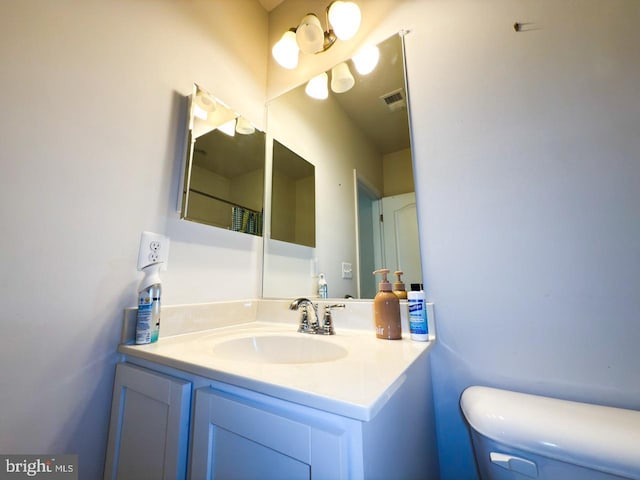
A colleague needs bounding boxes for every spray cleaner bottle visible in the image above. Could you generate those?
[135,232,169,345]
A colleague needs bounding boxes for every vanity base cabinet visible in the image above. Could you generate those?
[190,383,363,479]
[104,363,191,480]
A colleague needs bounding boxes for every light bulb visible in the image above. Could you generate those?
[296,14,325,54]
[272,30,299,69]
[328,1,361,41]
[235,117,255,135]
[352,44,379,75]
[331,62,355,93]
[305,72,329,100]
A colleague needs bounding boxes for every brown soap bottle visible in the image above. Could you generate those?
[393,271,408,300]
[372,269,402,340]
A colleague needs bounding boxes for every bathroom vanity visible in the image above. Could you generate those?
[104,300,439,479]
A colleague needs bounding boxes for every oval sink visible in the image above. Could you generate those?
[212,335,348,364]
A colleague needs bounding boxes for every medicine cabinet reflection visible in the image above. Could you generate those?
[180,84,265,236]
[271,140,316,248]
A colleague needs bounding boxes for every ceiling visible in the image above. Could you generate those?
[258,0,285,12]
[330,34,410,155]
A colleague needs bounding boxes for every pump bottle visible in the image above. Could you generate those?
[393,271,408,299]
[372,269,402,340]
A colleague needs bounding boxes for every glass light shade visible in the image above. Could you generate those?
[272,30,299,69]
[217,118,236,137]
[195,92,216,112]
[296,14,325,54]
[331,62,355,93]
[328,1,361,40]
[305,72,329,100]
[352,45,379,75]
[235,116,255,135]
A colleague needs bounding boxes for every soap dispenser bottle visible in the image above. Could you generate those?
[393,271,408,299]
[372,269,402,340]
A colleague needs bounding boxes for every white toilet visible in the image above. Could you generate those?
[460,386,640,480]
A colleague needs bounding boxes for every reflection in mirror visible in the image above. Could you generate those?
[265,32,422,299]
[271,140,316,248]
[180,84,265,236]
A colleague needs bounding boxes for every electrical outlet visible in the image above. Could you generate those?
[341,262,353,279]
[137,231,170,271]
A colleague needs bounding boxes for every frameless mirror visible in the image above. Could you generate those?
[271,140,316,247]
[180,84,265,236]
[264,33,422,299]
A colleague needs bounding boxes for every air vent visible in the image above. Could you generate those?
[380,88,406,111]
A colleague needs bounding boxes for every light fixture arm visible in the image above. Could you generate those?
[272,1,360,68]
[320,4,337,53]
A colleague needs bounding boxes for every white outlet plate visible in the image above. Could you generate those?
[341,262,353,279]
[137,231,170,270]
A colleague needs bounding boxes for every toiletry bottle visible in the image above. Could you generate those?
[372,269,402,340]
[408,284,429,342]
[318,273,328,299]
[135,263,162,345]
[393,271,408,299]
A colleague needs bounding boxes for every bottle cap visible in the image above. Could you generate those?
[373,269,392,292]
[410,283,424,292]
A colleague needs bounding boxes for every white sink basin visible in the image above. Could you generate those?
[212,334,348,364]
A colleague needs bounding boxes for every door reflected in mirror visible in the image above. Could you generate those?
[264,33,422,299]
[271,140,316,248]
[180,84,265,236]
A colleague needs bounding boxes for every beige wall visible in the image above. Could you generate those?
[269,3,640,479]
[0,1,268,475]
[383,147,414,196]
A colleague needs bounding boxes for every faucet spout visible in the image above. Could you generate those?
[289,298,319,334]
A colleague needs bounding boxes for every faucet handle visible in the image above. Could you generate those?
[321,303,345,335]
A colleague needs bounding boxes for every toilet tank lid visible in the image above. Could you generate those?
[460,386,640,479]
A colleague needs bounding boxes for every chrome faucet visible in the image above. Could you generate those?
[289,298,345,335]
[289,298,319,334]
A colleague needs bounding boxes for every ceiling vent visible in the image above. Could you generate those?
[380,88,406,111]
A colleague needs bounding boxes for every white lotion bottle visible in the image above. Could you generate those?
[408,285,429,342]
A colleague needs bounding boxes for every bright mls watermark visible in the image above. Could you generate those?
[0,455,77,480]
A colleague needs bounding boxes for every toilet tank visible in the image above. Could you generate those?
[460,386,640,480]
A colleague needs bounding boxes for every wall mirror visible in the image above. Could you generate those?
[180,84,265,236]
[271,140,316,248]
[264,32,422,299]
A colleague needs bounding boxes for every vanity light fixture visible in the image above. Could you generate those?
[194,89,216,120]
[304,43,380,100]
[272,1,362,70]
[235,116,255,135]
[330,62,355,93]
[352,44,379,75]
[305,72,329,100]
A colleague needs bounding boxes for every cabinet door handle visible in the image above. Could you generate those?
[490,452,538,478]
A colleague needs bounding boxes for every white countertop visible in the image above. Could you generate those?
[119,320,432,421]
